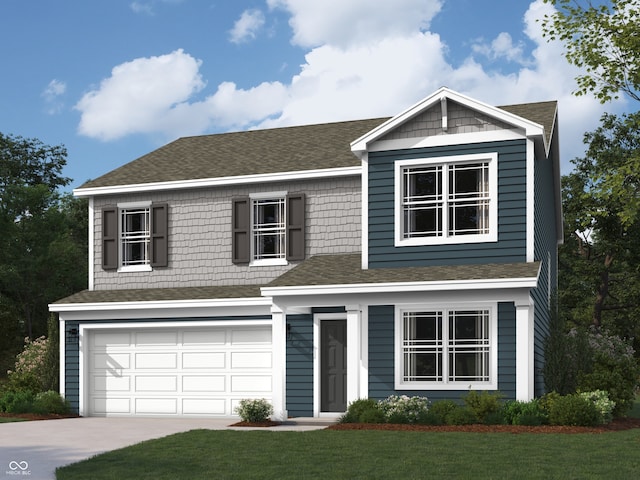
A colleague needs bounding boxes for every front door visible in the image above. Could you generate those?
[320,320,347,412]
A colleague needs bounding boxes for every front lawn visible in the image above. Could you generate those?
[57,427,640,479]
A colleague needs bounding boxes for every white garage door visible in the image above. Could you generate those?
[87,325,272,417]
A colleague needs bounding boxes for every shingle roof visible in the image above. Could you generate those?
[79,118,388,189]
[78,100,557,191]
[52,285,263,304]
[266,254,540,287]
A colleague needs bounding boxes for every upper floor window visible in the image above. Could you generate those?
[395,153,497,246]
[395,305,497,390]
[102,202,168,272]
[232,193,305,266]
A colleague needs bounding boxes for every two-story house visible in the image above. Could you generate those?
[51,87,562,420]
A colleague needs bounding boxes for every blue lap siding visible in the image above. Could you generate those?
[368,139,528,268]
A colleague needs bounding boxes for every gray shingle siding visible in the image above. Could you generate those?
[367,139,528,268]
[92,176,361,290]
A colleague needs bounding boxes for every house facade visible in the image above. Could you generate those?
[51,88,562,419]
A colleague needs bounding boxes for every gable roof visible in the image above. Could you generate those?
[75,88,558,196]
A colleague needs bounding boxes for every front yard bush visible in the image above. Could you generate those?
[503,399,547,426]
[340,398,382,423]
[234,398,273,423]
[463,391,503,423]
[33,390,70,415]
[0,390,34,413]
[379,395,431,424]
[548,393,600,426]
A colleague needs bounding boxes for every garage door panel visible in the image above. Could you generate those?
[183,375,225,392]
[93,398,131,414]
[231,351,272,369]
[135,331,178,346]
[93,332,130,347]
[88,325,273,417]
[135,398,177,414]
[183,330,225,345]
[92,353,130,370]
[93,375,130,392]
[135,376,178,392]
[231,375,272,392]
[182,352,225,369]
[135,352,177,369]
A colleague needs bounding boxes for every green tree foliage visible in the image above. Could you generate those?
[0,132,87,377]
[541,0,640,103]
[559,112,640,337]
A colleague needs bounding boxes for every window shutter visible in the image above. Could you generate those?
[102,207,118,270]
[232,197,250,264]
[286,193,305,261]
[150,203,168,267]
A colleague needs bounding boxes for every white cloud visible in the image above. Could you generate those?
[229,9,266,44]
[130,2,155,15]
[267,0,443,48]
[42,79,67,115]
[76,0,627,172]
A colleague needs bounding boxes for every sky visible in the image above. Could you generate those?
[0,0,633,191]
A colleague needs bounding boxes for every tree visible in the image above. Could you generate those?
[0,133,87,375]
[559,112,640,341]
[541,0,640,103]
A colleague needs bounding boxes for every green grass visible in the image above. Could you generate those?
[0,416,26,423]
[56,428,640,480]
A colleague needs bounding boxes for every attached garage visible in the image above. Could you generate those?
[84,323,273,417]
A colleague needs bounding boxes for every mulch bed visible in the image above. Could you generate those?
[328,416,640,434]
[229,420,282,427]
[0,413,79,421]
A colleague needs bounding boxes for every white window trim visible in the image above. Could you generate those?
[117,201,153,273]
[394,302,498,391]
[394,153,498,246]
[249,191,288,267]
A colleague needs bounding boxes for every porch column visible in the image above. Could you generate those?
[345,304,362,406]
[271,304,287,421]
[515,295,535,401]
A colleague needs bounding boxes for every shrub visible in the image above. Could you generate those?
[548,394,600,426]
[340,398,381,423]
[578,390,615,424]
[33,391,70,415]
[463,391,503,423]
[0,390,34,413]
[7,336,49,394]
[445,406,478,425]
[379,395,430,424]
[429,400,458,424]
[503,399,547,426]
[234,398,273,423]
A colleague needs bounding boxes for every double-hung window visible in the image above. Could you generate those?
[232,193,305,265]
[395,153,497,246]
[102,202,168,272]
[396,305,497,390]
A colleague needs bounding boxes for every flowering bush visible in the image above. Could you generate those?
[579,390,615,424]
[7,336,49,393]
[234,398,273,423]
[379,395,430,424]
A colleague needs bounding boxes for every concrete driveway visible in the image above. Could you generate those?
[0,417,332,480]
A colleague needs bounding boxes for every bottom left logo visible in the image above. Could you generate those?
[6,461,30,476]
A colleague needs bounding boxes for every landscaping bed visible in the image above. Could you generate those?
[329,415,640,434]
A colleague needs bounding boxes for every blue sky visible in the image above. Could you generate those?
[0,0,631,190]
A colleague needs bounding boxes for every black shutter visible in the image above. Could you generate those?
[286,193,305,261]
[102,207,118,270]
[150,203,168,267]
[232,197,250,264]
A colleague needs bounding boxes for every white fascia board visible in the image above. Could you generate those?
[73,166,361,197]
[49,297,272,320]
[351,87,545,154]
[367,130,524,153]
[262,276,540,298]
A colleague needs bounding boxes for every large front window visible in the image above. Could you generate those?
[396,153,497,245]
[397,306,495,389]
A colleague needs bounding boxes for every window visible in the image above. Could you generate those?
[395,153,497,246]
[102,202,168,271]
[396,305,496,390]
[232,193,305,265]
